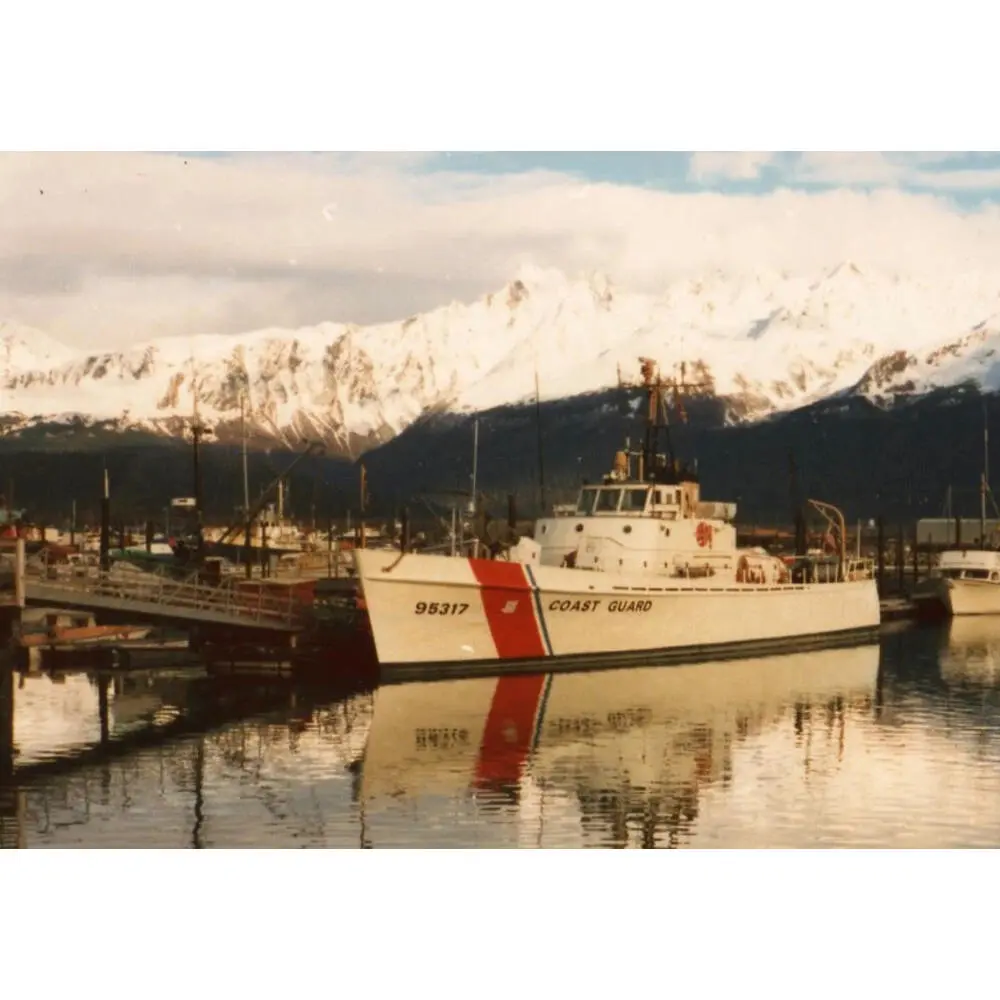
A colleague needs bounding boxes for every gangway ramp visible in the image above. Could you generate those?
[22,561,307,633]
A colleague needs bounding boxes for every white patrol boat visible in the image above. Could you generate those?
[353,358,880,678]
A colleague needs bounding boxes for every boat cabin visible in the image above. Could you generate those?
[936,549,1000,582]
[533,475,740,578]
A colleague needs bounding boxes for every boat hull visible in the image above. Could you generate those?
[911,575,1000,617]
[943,578,1000,616]
[353,550,881,680]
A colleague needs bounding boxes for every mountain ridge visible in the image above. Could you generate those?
[2,263,1000,455]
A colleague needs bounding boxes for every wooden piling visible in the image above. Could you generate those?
[0,660,21,848]
[0,660,13,783]
[97,673,110,744]
[896,525,905,593]
[326,516,334,578]
[14,537,25,611]
[876,516,885,595]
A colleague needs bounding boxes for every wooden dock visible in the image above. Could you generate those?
[879,596,920,622]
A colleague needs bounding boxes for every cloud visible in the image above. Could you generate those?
[687,151,777,182]
[756,151,1000,193]
[791,151,905,186]
[4,152,1000,352]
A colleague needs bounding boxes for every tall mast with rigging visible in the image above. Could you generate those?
[617,357,711,484]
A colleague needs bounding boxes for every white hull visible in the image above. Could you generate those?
[359,642,881,804]
[354,549,880,676]
[913,576,1000,617]
[944,578,1000,616]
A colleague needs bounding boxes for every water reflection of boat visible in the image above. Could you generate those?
[359,642,881,844]
[938,617,1000,688]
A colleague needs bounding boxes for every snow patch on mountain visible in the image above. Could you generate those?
[853,316,1000,403]
[1,264,1000,452]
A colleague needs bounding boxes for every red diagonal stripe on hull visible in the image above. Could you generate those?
[474,674,547,789]
[469,559,546,660]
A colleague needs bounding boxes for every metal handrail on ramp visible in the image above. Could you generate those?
[16,553,310,631]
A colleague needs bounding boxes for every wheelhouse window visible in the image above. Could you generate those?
[941,567,992,580]
[595,488,623,513]
[621,487,650,512]
[575,487,599,515]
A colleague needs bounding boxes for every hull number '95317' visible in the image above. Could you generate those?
[415,601,470,615]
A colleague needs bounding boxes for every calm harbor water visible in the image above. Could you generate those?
[4,618,1000,848]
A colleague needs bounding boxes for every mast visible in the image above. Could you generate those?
[358,463,367,549]
[240,391,250,515]
[187,358,209,563]
[470,417,480,558]
[982,398,989,549]
[534,370,547,515]
[620,358,709,484]
[470,417,479,512]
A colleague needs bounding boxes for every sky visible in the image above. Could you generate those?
[5,151,1000,351]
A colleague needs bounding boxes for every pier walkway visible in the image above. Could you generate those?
[18,560,307,633]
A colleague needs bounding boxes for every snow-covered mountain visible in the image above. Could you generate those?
[2,263,1000,454]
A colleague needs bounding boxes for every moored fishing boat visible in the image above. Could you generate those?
[911,413,1000,619]
[353,358,880,679]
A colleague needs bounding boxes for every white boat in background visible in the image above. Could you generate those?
[912,411,1000,619]
[913,548,1000,617]
[354,358,880,679]
[357,643,881,842]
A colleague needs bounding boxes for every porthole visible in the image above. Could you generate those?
[623,525,632,534]
[575,523,584,532]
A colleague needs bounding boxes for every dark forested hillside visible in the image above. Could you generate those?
[0,385,994,528]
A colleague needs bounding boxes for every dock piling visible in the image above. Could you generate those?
[14,537,25,611]
[896,525,905,593]
[876,516,885,595]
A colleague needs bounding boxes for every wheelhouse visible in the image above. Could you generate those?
[573,484,690,517]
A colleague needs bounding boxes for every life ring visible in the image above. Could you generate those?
[695,521,713,548]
